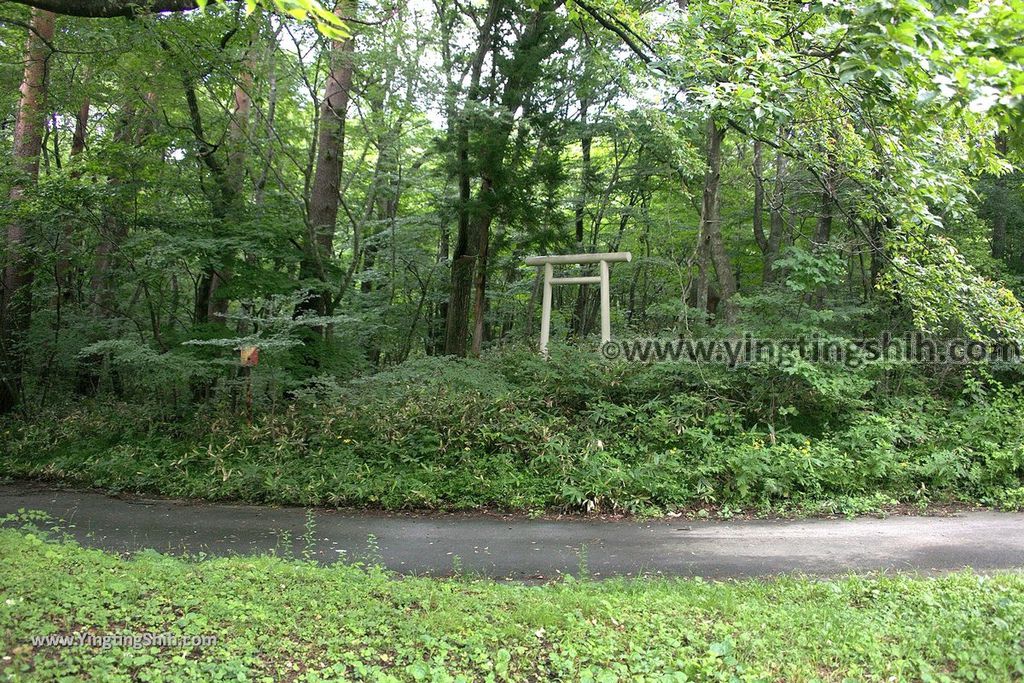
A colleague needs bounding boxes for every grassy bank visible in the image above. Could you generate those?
[1,526,1023,681]
[3,348,1024,515]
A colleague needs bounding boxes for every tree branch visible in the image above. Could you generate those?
[573,0,651,63]
[3,0,207,18]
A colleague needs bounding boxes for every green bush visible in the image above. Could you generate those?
[3,345,1023,514]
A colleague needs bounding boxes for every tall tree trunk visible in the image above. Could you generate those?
[90,93,156,315]
[469,180,493,357]
[444,0,499,356]
[812,190,833,251]
[764,144,786,283]
[869,218,888,292]
[362,120,401,365]
[694,221,709,320]
[253,35,279,207]
[54,92,90,304]
[431,0,457,355]
[752,139,767,259]
[176,47,232,326]
[445,148,475,356]
[429,223,450,355]
[227,57,253,199]
[699,118,737,323]
[571,97,592,337]
[301,1,356,324]
[811,183,834,306]
[1,9,55,414]
[811,134,836,308]
[465,2,568,357]
[990,132,1009,260]
[70,96,89,156]
[204,44,257,324]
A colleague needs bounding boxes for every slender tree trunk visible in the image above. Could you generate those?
[90,209,124,314]
[301,1,356,324]
[638,223,653,324]
[1,9,55,414]
[360,93,400,299]
[990,202,1008,261]
[869,218,887,292]
[432,0,457,355]
[699,118,737,323]
[362,123,400,365]
[429,223,450,355]
[227,61,253,199]
[694,227,709,320]
[49,113,61,169]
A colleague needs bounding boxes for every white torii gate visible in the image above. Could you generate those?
[525,252,632,354]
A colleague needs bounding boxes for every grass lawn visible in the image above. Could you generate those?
[1,527,1023,681]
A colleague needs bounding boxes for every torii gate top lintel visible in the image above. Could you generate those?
[524,252,632,266]
[525,251,632,354]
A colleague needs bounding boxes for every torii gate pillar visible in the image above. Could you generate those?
[524,252,632,354]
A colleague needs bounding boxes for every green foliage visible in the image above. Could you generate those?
[773,246,846,296]
[885,230,1024,340]
[2,0,1024,524]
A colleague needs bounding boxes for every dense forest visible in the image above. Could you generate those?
[2,0,1024,514]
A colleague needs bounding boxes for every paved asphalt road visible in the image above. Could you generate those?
[2,482,1023,580]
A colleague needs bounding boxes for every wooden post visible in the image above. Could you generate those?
[599,258,611,344]
[540,262,553,355]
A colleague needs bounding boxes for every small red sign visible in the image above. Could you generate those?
[240,346,259,367]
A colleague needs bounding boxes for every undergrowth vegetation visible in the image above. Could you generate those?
[2,525,1024,681]
[4,345,1023,515]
